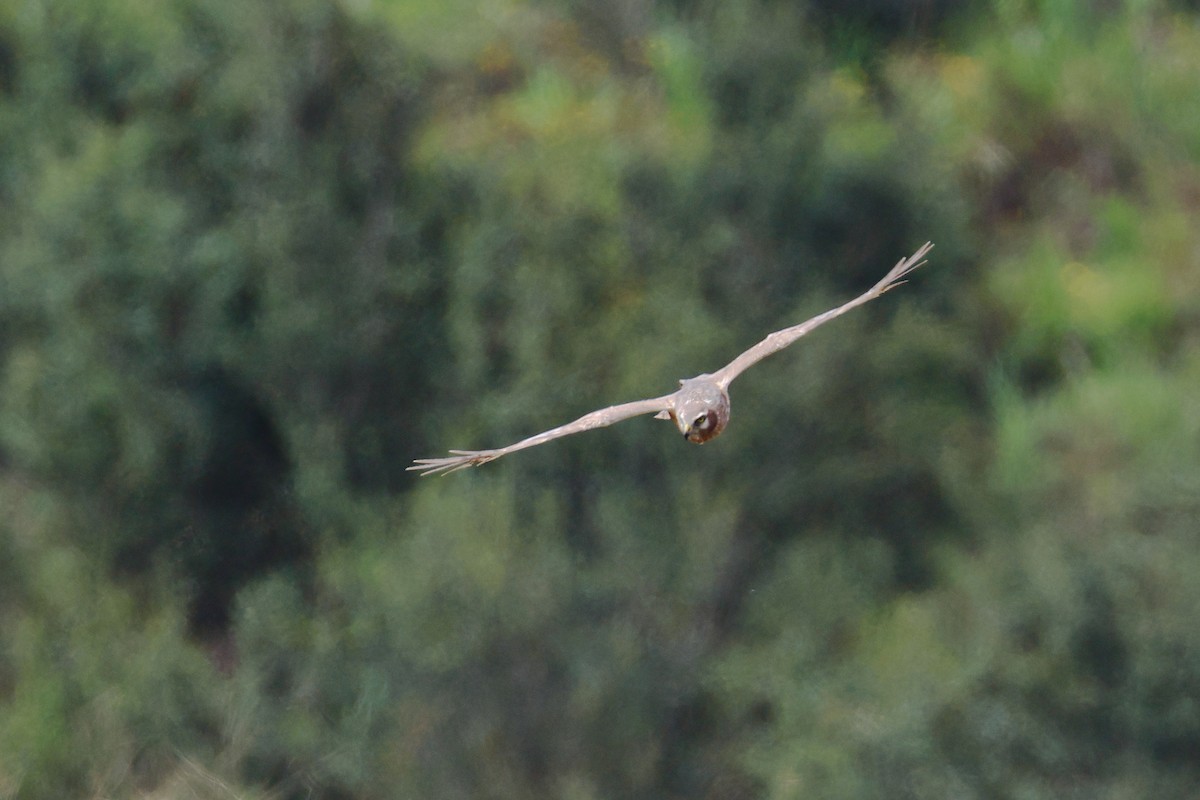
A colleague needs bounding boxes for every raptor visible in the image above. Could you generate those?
[410,242,933,475]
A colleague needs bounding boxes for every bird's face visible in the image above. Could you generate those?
[679,407,723,443]
[673,377,730,444]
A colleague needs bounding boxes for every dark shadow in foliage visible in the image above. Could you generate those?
[808,0,977,66]
[0,29,15,101]
[168,366,309,639]
[804,171,917,287]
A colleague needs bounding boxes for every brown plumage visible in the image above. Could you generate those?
[410,242,932,475]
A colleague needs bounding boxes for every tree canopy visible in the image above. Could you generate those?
[2,0,1200,797]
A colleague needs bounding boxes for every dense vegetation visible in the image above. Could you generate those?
[2,0,1199,797]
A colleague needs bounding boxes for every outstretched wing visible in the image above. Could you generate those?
[408,394,676,476]
[711,242,933,389]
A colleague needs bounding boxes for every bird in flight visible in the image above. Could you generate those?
[410,242,933,476]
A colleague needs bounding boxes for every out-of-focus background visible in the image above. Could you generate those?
[2,0,1199,797]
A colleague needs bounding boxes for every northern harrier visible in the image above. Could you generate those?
[410,242,933,475]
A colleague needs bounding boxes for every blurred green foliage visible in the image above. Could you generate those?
[1,0,1199,797]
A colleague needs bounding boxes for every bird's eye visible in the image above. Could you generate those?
[693,414,709,429]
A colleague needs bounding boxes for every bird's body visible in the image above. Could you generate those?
[665,375,730,444]
[410,242,933,476]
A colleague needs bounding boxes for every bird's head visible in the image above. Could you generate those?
[671,377,730,444]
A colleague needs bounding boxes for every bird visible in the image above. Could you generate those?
[409,242,933,476]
